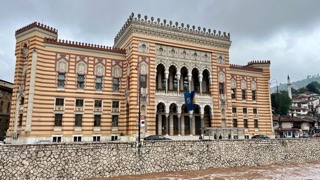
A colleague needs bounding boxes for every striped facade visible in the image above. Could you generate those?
[7,14,273,144]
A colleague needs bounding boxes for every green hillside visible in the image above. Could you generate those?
[272,76,320,92]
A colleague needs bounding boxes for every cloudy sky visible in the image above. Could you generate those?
[1,0,320,85]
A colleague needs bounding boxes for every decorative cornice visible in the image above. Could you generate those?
[114,13,231,49]
[16,22,58,36]
[44,38,126,54]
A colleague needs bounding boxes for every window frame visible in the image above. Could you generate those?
[75,99,84,107]
[113,78,120,92]
[244,119,248,128]
[243,108,247,114]
[19,114,23,126]
[94,100,102,108]
[55,98,64,106]
[94,115,101,127]
[75,114,82,126]
[112,101,119,108]
[252,90,256,101]
[53,136,62,143]
[232,107,237,113]
[57,73,65,88]
[140,75,147,88]
[77,75,85,89]
[112,115,118,127]
[54,114,63,126]
[231,88,236,99]
[233,119,238,128]
[95,76,103,91]
[93,135,101,142]
[219,83,224,95]
[73,136,82,142]
[254,119,258,128]
[242,89,246,100]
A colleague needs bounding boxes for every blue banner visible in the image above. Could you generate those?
[184,91,195,111]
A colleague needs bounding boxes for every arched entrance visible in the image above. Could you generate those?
[182,104,190,135]
[156,103,166,135]
[204,105,212,128]
[156,64,166,91]
[202,69,210,94]
[194,105,201,135]
[169,103,179,135]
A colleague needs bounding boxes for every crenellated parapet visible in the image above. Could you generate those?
[114,13,231,49]
[246,60,271,66]
[44,38,126,54]
[15,22,58,36]
[230,64,263,72]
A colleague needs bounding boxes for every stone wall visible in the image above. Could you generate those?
[1,139,320,179]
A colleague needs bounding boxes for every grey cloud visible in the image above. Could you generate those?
[1,0,320,84]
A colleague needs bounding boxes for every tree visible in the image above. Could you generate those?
[306,81,320,94]
[271,91,292,116]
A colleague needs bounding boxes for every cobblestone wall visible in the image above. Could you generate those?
[1,139,320,179]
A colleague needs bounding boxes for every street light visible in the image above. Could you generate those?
[136,65,141,147]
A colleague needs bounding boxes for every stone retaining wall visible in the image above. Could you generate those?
[1,139,320,179]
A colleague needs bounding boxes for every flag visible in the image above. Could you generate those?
[190,91,196,104]
[184,91,195,111]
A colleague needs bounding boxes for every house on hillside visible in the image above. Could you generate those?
[291,93,320,116]
[273,115,316,138]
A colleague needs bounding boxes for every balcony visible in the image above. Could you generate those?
[55,105,64,111]
[94,108,102,112]
[112,108,119,113]
[75,107,83,112]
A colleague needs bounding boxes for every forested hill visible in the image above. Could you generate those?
[271,76,320,92]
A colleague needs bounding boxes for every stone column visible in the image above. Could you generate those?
[178,113,181,136]
[181,115,185,136]
[157,73,162,89]
[165,70,169,94]
[14,94,21,138]
[177,73,180,94]
[199,74,203,95]
[165,113,169,135]
[201,113,204,136]
[169,114,174,136]
[169,73,173,90]
[188,73,192,92]
[26,49,38,132]
[189,112,195,135]
[158,114,162,135]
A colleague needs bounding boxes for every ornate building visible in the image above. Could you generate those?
[0,80,13,141]
[7,13,273,144]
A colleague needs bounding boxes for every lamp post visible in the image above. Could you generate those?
[136,65,141,147]
[138,80,141,146]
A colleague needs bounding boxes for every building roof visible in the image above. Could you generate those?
[15,22,58,36]
[44,38,126,54]
[291,106,308,111]
[114,13,231,48]
[0,79,13,92]
[273,115,315,123]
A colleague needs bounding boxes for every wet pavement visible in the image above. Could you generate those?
[92,160,320,180]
